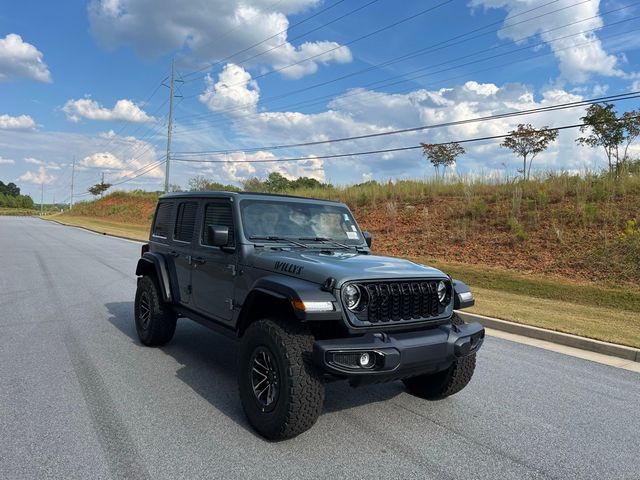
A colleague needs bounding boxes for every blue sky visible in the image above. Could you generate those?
[1,0,640,202]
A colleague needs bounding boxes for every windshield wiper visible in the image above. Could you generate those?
[297,236,352,249]
[249,235,308,248]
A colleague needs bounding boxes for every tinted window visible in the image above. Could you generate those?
[202,202,235,247]
[174,202,198,243]
[152,202,173,238]
[240,199,363,244]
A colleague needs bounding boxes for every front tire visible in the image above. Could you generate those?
[134,275,177,347]
[238,318,325,440]
[402,314,476,399]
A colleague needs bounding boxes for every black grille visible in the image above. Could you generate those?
[360,281,444,323]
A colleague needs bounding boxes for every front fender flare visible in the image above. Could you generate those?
[248,275,342,321]
[452,279,475,310]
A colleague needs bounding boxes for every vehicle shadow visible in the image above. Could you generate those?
[105,302,405,434]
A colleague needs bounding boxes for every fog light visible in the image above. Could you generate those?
[359,352,370,367]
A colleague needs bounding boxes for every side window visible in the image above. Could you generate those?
[202,201,235,247]
[152,202,173,238]
[174,202,198,243]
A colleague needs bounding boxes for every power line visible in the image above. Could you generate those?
[171,91,640,157]
[181,0,454,91]
[176,2,639,128]
[175,0,569,122]
[173,21,640,137]
[170,116,640,165]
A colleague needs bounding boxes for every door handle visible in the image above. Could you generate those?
[168,251,179,257]
[190,256,206,265]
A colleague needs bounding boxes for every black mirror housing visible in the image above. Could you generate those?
[362,231,372,248]
[207,225,229,247]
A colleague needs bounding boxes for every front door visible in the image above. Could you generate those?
[191,200,237,321]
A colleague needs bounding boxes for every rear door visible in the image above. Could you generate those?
[170,201,199,306]
[191,199,237,321]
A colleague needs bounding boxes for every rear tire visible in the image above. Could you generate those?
[402,314,476,399]
[134,275,177,347]
[238,318,325,440]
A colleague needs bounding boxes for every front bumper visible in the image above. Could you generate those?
[313,322,484,385]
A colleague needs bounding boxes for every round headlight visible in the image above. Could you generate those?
[343,284,362,310]
[437,281,447,304]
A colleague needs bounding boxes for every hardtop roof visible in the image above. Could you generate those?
[158,191,343,204]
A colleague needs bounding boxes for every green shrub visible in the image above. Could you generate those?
[507,216,529,242]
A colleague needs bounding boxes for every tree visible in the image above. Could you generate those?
[622,109,640,164]
[0,181,20,196]
[188,175,240,192]
[88,182,111,197]
[501,124,558,180]
[263,172,291,192]
[576,103,624,176]
[420,142,465,179]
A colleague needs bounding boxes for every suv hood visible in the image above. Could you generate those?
[248,249,447,286]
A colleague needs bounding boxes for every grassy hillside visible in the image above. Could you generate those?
[61,172,640,287]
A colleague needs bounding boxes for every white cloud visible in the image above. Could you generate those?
[62,98,154,123]
[88,0,351,79]
[0,156,15,165]
[80,147,164,179]
[0,34,52,83]
[19,166,56,185]
[468,0,624,83]
[199,64,260,116]
[25,157,44,165]
[0,114,36,130]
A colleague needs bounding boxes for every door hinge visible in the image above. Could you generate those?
[225,298,236,310]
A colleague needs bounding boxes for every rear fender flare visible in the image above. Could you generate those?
[136,252,172,303]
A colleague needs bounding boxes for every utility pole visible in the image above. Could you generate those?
[164,58,176,193]
[40,183,44,216]
[70,156,75,210]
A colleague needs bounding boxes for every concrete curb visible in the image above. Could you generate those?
[40,217,145,243]
[457,311,640,362]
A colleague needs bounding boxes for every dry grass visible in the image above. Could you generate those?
[47,214,149,241]
[466,287,640,348]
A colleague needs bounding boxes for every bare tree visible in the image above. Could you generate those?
[501,124,558,180]
[420,142,465,179]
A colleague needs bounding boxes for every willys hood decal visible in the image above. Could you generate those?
[250,249,447,286]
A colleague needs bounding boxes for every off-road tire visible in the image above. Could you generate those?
[402,314,476,399]
[134,275,177,347]
[238,318,325,440]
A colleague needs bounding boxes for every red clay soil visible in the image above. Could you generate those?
[351,195,639,286]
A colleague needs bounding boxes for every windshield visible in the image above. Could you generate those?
[240,199,364,244]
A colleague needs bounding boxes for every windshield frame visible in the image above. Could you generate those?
[238,198,367,247]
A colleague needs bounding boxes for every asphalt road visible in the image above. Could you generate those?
[1,217,638,480]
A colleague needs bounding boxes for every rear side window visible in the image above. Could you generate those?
[152,202,173,238]
[174,202,198,243]
[202,201,235,247]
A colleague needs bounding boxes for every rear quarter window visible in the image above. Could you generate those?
[152,202,174,238]
[174,202,198,243]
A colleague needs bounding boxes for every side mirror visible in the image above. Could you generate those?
[207,225,229,247]
[362,231,372,248]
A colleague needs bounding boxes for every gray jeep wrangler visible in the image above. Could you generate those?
[135,192,484,440]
